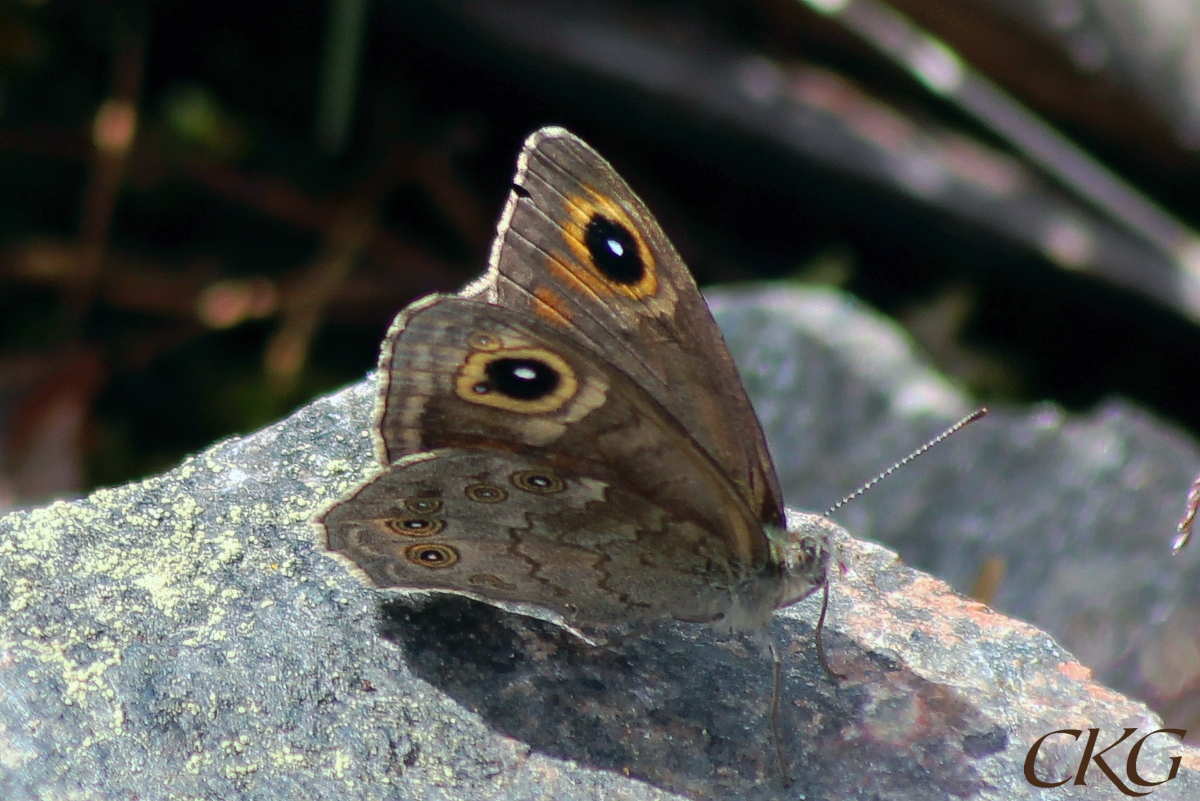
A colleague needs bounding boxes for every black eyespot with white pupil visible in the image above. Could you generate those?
[583,215,643,284]
[405,543,458,568]
[386,517,444,536]
[511,469,565,494]
[404,498,441,514]
[476,357,559,401]
[465,484,507,503]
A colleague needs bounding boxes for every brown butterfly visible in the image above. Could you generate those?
[319,127,839,648]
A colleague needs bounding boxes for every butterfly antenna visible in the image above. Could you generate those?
[824,408,988,517]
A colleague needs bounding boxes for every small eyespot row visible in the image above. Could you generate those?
[404,498,442,514]
[405,543,458,568]
[510,469,565,494]
[465,484,508,503]
[386,517,445,537]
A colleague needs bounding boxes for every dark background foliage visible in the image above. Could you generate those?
[1,0,1197,526]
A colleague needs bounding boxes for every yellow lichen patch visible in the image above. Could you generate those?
[0,379,510,792]
[320,458,353,477]
[18,632,125,741]
[270,745,309,768]
[7,577,33,612]
[326,748,354,780]
[10,504,68,556]
[214,532,246,565]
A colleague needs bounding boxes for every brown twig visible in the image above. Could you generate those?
[180,158,463,291]
[65,33,144,333]
[407,143,493,256]
[263,149,412,393]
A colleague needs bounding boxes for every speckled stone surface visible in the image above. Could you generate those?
[710,286,1200,740]
[1,283,1197,799]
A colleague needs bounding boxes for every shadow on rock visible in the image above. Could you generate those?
[380,596,1006,799]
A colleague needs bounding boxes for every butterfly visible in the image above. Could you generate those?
[318,126,840,687]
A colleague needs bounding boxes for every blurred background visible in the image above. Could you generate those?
[2,4,1199,543]
[1,0,1199,746]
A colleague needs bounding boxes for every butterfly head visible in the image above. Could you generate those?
[770,511,846,611]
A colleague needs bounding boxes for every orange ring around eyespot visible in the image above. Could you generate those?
[465,484,508,503]
[455,347,578,414]
[510,469,565,495]
[404,498,442,514]
[386,518,444,537]
[560,187,657,300]
[404,543,459,568]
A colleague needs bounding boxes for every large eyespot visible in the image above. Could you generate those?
[455,347,578,414]
[404,543,459,568]
[584,215,644,285]
[561,189,658,301]
[511,469,565,494]
[404,498,442,514]
[465,484,507,503]
[386,518,444,537]
[481,357,559,401]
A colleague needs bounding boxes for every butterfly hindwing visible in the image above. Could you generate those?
[319,449,743,632]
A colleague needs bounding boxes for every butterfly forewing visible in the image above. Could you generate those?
[473,127,785,528]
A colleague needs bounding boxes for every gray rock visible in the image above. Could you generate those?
[0,283,1196,799]
[711,285,1200,738]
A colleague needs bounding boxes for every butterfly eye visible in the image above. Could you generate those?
[465,484,508,503]
[386,518,444,536]
[791,536,823,569]
[404,498,442,514]
[405,543,458,568]
[583,214,644,285]
[511,469,565,494]
[802,537,821,560]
